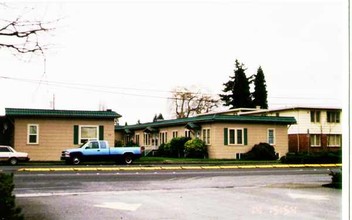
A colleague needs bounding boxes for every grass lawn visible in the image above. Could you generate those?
[134,156,281,165]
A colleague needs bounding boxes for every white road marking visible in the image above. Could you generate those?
[16,191,124,198]
[288,193,329,201]
[94,202,141,211]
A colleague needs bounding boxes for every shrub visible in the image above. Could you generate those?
[0,173,23,220]
[157,143,171,157]
[280,151,342,164]
[323,169,342,189]
[184,138,208,158]
[168,137,191,158]
[115,140,138,147]
[156,137,191,157]
[242,143,278,160]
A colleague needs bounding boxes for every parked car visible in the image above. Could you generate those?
[61,140,142,165]
[0,145,30,165]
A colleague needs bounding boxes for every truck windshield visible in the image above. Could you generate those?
[79,142,88,148]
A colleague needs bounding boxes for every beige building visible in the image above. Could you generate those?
[115,113,296,159]
[4,108,120,161]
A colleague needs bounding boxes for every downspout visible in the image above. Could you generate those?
[296,109,300,152]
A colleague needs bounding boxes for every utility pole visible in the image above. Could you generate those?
[51,94,56,110]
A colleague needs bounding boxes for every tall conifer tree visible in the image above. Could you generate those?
[220,60,252,108]
[252,66,268,109]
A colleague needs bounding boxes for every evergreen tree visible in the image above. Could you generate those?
[220,60,252,108]
[0,173,23,220]
[252,66,268,109]
[157,113,164,120]
[153,114,158,122]
[153,113,164,122]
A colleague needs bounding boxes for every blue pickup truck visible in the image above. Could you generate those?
[61,140,142,165]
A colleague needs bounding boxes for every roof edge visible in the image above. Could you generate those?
[5,108,122,119]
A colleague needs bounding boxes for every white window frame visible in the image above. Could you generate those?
[310,134,321,147]
[79,125,99,144]
[202,128,211,145]
[144,133,151,146]
[228,128,244,145]
[135,134,140,146]
[27,124,39,144]
[185,129,191,138]
[172,131,178,138]
[327,111,340,123]
[310,110,321,123]
[267,128,275,145]
[327,134,341,147]
[159,131,168,144]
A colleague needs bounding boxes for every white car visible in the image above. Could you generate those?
[0,145,30,165]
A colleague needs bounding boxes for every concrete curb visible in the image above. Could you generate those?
[17,164,342,172]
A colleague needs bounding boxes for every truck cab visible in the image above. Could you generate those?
[61,140,141,165]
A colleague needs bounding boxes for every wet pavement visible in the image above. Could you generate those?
[13,168,342,220]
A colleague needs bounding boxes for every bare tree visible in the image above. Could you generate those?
[0,4,57,56]
[171,87,219,119]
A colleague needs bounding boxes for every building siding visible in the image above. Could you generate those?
[116,122,289,159]
[14,118,115,161]
[266,109,342,135]
[207,123,288,159]
[250,108,342,153]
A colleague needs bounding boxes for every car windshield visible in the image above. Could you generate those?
[3,146,15,152]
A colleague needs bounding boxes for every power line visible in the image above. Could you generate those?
[0,75,341,103]
[0,75,221,98]
[0,75,173,100]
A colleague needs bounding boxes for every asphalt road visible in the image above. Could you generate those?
[9,167,342,220]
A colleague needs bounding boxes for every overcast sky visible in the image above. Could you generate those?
[0,0,348,125]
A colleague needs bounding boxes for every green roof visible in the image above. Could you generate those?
[116,114,296,131]
[6,108,121,119]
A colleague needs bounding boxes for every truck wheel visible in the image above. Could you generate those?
[9,158,18,165]
[123,154,133,165]
[72,156,81,165]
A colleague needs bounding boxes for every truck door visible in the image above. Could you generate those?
[98,141,110,158]
[83,141,101,160]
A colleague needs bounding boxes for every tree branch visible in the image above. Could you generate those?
[0,15,57,56]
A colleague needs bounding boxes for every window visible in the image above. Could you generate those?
[185,129,191,138]
[310,134,321,147]
[160,132,168,144]
[28,124,39,144]
[0,147,11,152]
[327,134,341,147]
[144,133,151,146]
[236,129,243,144]
[172,131,178,138]
[100,141,107,149]
[202,128,211,145]
[228,128,244,145]
[310,111,321,123]
[267,129,275,145]
[327,111,340,123]
[135,134,140,146]
[80,126,98,144]
[86,141,99,149]
[73,125,103,145]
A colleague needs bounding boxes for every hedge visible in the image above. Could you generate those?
[280,151,342,164]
